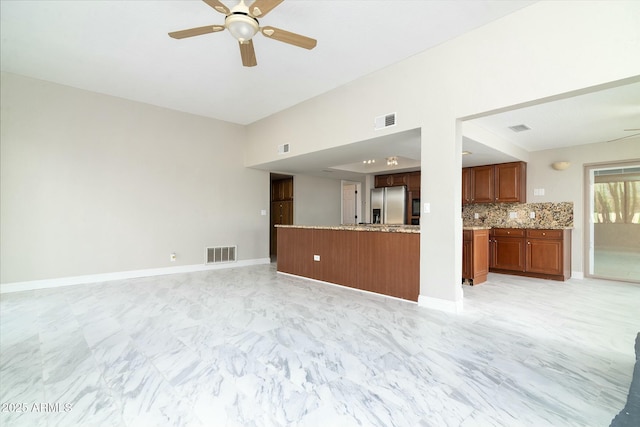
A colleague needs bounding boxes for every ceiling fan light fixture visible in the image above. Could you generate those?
[226,13,259,42]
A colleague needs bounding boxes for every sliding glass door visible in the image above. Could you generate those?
[585,161,640,282]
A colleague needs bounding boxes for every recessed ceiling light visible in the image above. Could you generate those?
[362,159,376,164]
[508,124,531,132]
[462,151,472,156]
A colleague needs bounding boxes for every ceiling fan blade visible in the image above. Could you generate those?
[248,0,283,17]
[169,25,225,39]
[261,26,317,50]
[202,0,230,15]
[239,40,257,67]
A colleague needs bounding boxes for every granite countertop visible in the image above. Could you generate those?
[482,225,573,230]
[463,226,491,230]
[275,224,420,234]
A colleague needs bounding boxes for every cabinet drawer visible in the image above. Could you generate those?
[493,228,525,237]
[527,229,563,239]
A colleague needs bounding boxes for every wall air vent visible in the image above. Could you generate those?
[374,112,397,130]
[277,143,290,155]
[205,246,237,264]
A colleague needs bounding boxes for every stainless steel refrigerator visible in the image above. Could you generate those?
[371,186,406,224]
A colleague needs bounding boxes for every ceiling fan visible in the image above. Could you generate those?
[168,0,317,67]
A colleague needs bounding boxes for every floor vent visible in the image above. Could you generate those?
[374,112,396,130]
[206,246,237,264]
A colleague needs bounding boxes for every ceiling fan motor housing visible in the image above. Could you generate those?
[226,12,259,42]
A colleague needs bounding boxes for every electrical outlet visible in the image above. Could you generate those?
[530,211,536,219]
[474,213,480,219]
[170,253,176,262]
[509,212,517,219]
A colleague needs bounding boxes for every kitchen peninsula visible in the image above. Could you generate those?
[276,224,419,301]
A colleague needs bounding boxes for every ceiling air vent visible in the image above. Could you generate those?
[277,143,290,155]
[374,112,397,130]
[508,124,531,132]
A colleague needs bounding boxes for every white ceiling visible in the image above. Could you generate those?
[0,0,534,125]
[2,1,638,179]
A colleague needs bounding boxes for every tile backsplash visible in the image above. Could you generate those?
[462,202,573,229]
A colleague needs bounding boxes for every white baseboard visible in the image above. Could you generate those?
[571,271,584,279]
[418,294,464,313]
[0,258,271,294]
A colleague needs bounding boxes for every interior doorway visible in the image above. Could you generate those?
[341,181,362,225]
[585,160,640,283]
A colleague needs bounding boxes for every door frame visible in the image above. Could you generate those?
[583,158,640,282]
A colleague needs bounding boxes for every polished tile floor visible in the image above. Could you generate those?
[1,264,639,426]
[594,248,640,282]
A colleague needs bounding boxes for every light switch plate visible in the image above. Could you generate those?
[423,202,431,214]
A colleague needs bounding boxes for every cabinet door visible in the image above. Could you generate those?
[408,171,421,192]
[277,228,314,277]
[392,173,409,187]
[495,162,526,203]
[526,239,563,275]
[462,168,472,204]
[493,236,526,271]
[375,174,390,188]
[281,178,293,200]
[462,237,472,279]
[472,165,494,203]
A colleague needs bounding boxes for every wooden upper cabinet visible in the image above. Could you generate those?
[408,171,421,192]
[463,161,526,204]
[462,168,472,205]
[472,165,495,203]
[495,162,526,203]
[375,172,411,188]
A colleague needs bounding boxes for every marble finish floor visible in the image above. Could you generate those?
[594,248,640,282]
[1,264,639,426]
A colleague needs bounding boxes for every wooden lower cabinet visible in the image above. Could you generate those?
[492,229,526,272]
[462,229,489,285]
[277,227,419,302]
[490,228,571,281]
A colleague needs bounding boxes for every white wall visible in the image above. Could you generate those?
[1,72,270,284]
[293,175,342,226]
[527,137,640,274]
[245,1,640,309]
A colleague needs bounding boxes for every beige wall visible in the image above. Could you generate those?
[1,73,270,284]
[293,175,342,226]
[245,1,640,308]
[527,137,640,273]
